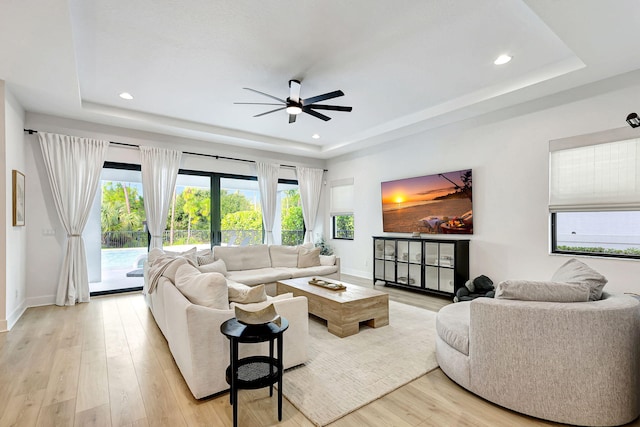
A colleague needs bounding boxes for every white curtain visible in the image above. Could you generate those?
[38,132,109,306]
[296,166,324,243]
[140,146,182,249]
[256,162,280,244]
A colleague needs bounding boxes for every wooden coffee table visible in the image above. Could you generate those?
[276,277,389,338]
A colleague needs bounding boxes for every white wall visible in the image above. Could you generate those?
[23,114,327,305]
[326,81,640,294]
[3,83,27,330]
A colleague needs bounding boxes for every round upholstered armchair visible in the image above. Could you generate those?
[436,259,640,426]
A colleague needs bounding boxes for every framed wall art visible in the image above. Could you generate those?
[12,169,25,226]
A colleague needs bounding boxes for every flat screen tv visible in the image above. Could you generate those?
[381,169,472,234]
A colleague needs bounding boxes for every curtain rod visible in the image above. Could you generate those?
[23,128,326,171]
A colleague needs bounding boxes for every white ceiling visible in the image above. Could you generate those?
[1,0,639,159]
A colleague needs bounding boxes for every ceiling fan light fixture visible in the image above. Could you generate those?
[312,133,320,139]
[119,92,134,100]
[286,105,302,115]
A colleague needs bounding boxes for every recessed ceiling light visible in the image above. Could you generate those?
[494,54,512,65]
[312,134,320,139]
[119,92,134,100]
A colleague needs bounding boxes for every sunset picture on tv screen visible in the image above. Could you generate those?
[381,169,472,234]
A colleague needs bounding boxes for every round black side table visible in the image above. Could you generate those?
[220,317,289,427]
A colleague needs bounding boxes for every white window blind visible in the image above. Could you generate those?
[330,178,354,216]
[549,136,640,212]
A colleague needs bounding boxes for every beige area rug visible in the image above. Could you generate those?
[282,300,439,426]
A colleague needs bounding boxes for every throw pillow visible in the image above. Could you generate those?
[160,257,192,283]
[298,247,321,268]
[495,280,590,302]
[197,259,228,276]
[319,254,336,266]
[163,246,198,263]
[174,264,229,309]
[228,282,267,304]
[197,253,216,266]
[550,258,608,301]
[269,245,299,268]
[148,248,166,265]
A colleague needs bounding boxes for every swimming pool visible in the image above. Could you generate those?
[101,247,147,269]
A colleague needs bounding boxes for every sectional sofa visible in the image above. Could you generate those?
[212,243,340,295]
[142,243,340,399]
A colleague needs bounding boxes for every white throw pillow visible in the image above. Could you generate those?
[298,247,321,268]
[197,252,216,266]
[228,282,267,304]
[163,247,198,263]
[160,257,192,283]
[174,264,229,309]
[148,248,166,266]
[319,254,336,266]
[197,259,228,276]
[269,245,299,268]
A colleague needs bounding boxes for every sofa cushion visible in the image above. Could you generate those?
[197,259,228,277]
[228,282,267,304]
[214,244,271,271]
[174,264,229,309]
[436,302,470,356]
[298,247,321,268]
[495,280,590,302]
[550,258,607,301]
[226,267,293,286]
[285,265,339,279]
[269,245,299,268]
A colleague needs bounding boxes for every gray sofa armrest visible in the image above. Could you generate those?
[469,294,640,426]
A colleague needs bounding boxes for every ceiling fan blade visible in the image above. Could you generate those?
[254,106,287,117]
[302,106,331,121]
[289,80,301,103]
[234,102,284,106]
[308,104,353,112]
[289,114,297,124]
[303,90,344,106]
[243,87,286,103]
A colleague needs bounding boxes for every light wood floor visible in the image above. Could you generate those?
[1,275,637,427]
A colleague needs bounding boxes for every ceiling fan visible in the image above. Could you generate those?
[235,79,352,123]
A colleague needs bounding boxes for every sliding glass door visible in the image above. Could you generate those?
[88,163,147,294]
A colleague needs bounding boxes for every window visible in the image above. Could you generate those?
[333,214,354,239]
[549,131,640,259]
[330,178,354,240]
[166,173,211,250]
[279,182,304,245]
[168,171,301,247]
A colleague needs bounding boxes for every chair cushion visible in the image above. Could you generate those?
[436,302,470,356]
[550,258,607,301]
